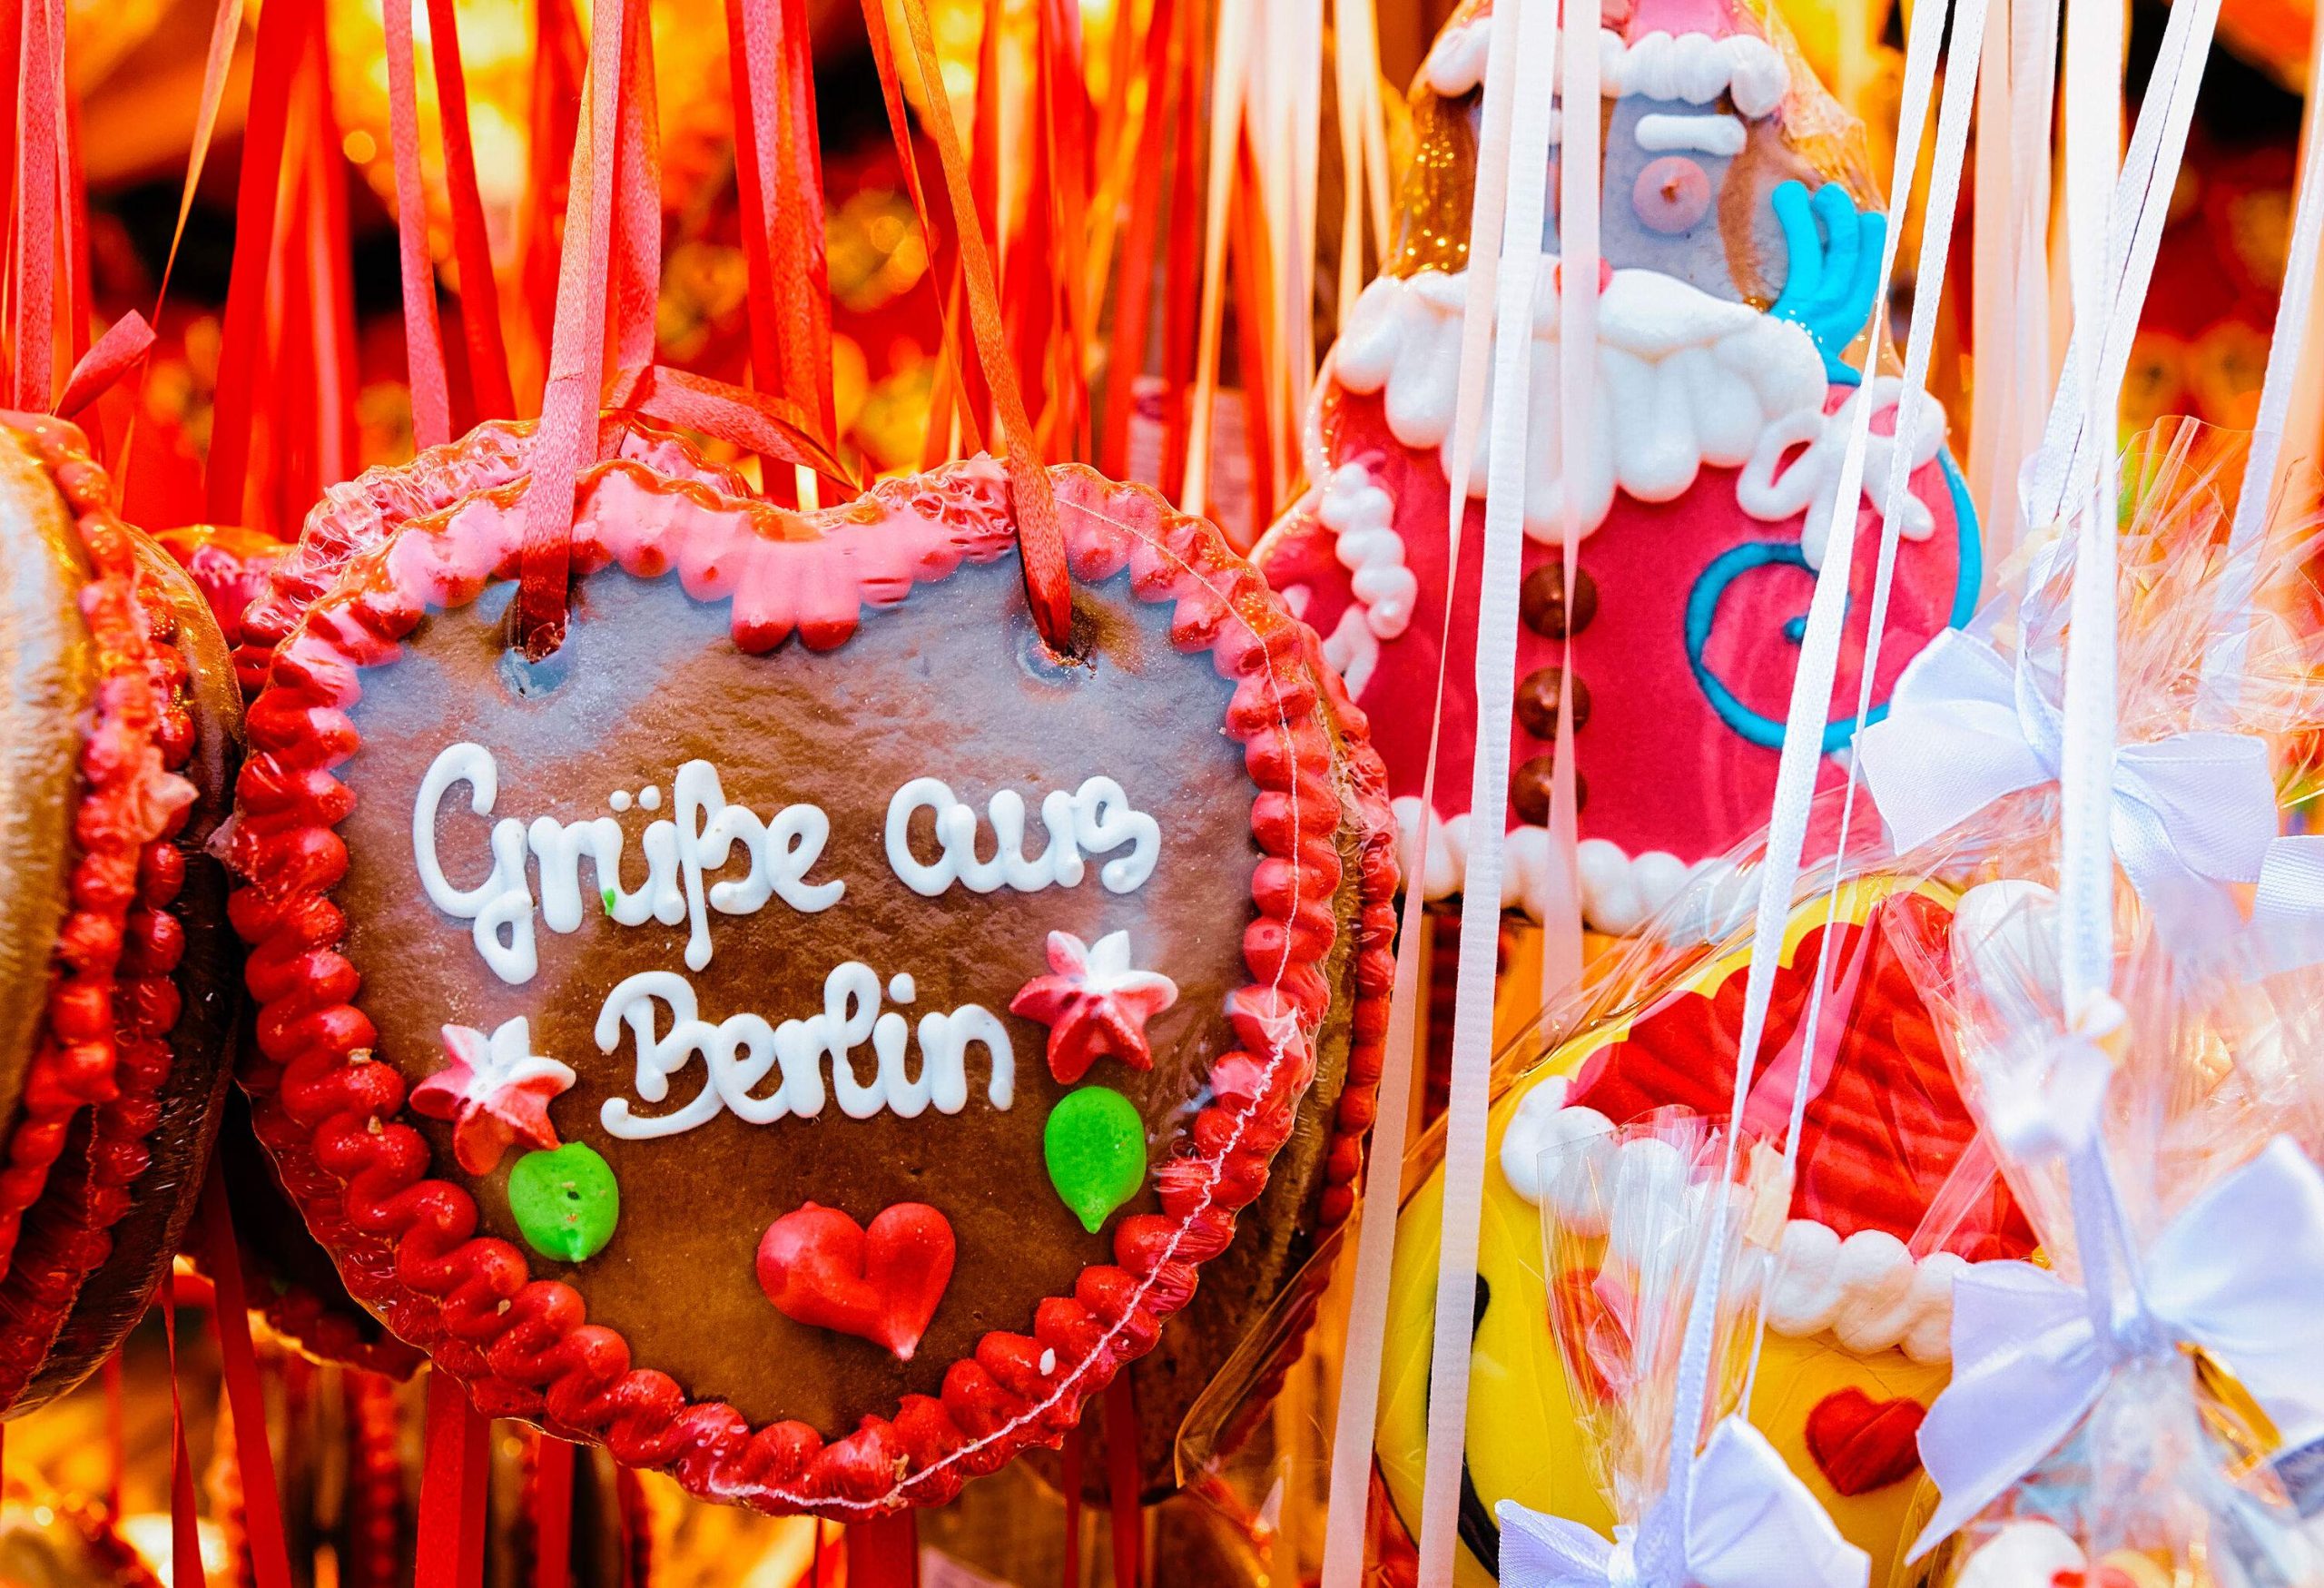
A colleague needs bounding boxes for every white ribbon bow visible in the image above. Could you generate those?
[1911,1136,2324,1556]
[1497,1419,1870,1588]
[1856,628,2303,961]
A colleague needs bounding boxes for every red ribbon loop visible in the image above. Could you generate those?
[607,363,861,490]
[52,311,154,420]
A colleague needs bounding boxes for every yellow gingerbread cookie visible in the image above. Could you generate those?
[1375,879,2038,1585]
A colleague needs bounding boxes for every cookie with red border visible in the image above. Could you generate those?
[227,435,1394,1515]
[0,416,242,1415]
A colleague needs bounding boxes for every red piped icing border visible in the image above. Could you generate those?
[228,436,1395,1516]
[0,417,197,1392]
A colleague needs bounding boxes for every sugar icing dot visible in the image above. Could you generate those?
[638,785,663,811]
[889,974,916,1003]
[610,790,632,813]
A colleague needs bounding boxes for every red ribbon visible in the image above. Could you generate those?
[52,311,155,420]
[532,1435,576,1588]
[386,0,453,450]
[199,1163,296,1588]
[1102,1376,1144,1588]
[607,363,858,488]
[417,1369,492,1588]
[844,1513,921,1588]
[513,0,629,657]
[725,0,840,477]
[1097,0,1179,478]
[205,0,317,525]
[869,0,1076,655]
[162,1276,207,1588]
[425,0,516,424]
[11,0,60,409]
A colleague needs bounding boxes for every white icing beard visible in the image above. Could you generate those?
[1502,1075,1970,1363]
[1392,796,1756,939]
[1423,21,1791,117]
[1332,264,1832,538]
[1327,263,1954,567]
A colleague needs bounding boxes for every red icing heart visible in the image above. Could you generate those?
[2053,1572,2138,1588]
[1803,1386,1927,1496]
[755,1202,957,1362]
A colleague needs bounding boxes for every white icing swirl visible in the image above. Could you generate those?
[1736,376,1948,568]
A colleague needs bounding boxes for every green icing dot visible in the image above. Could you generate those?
[1044,1086,1147,1235]
[601,886,616,917]
[508,1142,619,1263]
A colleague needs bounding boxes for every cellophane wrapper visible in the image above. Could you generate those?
[1535,1110,1787,1526]
[1487,412,2324,1309]
[1887,878,2324,1587]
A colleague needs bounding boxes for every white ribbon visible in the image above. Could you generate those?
[1975,994,2121,1163]
[1497,1418,1869,1588]
[1911,1136,2324,1555]
[1855,627,2313,960]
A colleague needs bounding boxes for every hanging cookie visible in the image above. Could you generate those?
[0,416,243,1416]
[1256,0,1981,936]
[227,445,1395,1517]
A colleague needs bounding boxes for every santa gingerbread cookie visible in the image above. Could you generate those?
[1256,0,1979,932]
[0,416,242,1416]
[228,436,1394,1514]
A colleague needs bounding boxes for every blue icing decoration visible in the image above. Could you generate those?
[1768,180,1886,385]
[1685,452,1981,751]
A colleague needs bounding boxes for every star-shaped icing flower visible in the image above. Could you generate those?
[1010,930,1180,1085]
[409,1017,577,1176]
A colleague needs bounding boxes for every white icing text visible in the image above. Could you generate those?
[884,776,1160,898]
[595,962,1014,1137]
[414,744,844,985]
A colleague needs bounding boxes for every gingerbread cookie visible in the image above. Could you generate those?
[0,416,241,1415]
[1374,881,2035,1585]
[228,441,1393,1514]
[1256,0,1979,933]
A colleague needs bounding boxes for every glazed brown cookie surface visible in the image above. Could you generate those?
[231,450,1395,1514]
[335,557,1265,1429]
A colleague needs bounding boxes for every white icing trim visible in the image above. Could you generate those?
[1634,110,1749,155]
[1332,266,1832,540]
[1420,20,1789,117]
[1390,795,1756,938]
[884,776,1159,899]
[1501,1076,1969,1363]
[595,962,1014,1137]
[1736,376,1947,567]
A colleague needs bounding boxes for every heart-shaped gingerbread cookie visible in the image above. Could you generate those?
[229,442,1394,1515]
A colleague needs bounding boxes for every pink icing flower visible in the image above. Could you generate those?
[409,1018,577,1176]
[1010,931,1180,1085]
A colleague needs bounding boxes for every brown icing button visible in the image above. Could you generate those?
[1520,566,1598,639]
[1514,667,1590,739]
[1510,755,1585,826]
